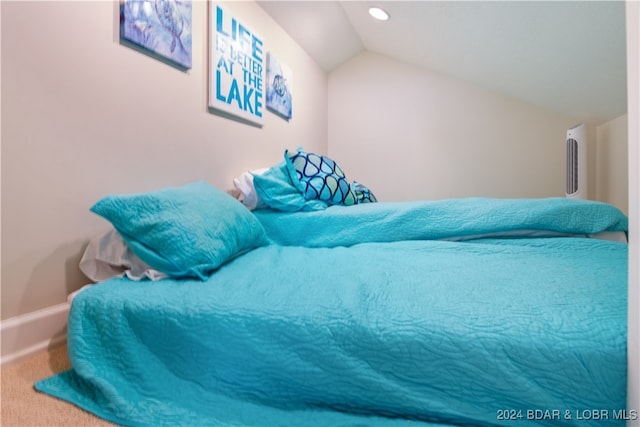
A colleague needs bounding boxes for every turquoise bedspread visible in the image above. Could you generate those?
[254,197,628,247]
[35,198,629,427]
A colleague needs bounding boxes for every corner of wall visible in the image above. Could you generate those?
[594,114,629,214]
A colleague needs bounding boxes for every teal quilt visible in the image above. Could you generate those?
[36,198,629,427]
[255,197,628,247]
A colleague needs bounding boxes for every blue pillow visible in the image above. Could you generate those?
[252,160,328,212]
[90,181,268,280]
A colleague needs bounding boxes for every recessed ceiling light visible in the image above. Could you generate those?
[368,7,389,21]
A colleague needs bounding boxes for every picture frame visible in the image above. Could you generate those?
[120,0,193,70]
[208,1,265,127]
[266,53,293,120]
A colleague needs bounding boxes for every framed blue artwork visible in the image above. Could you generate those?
[120,0,192,70]
[208,2,265,127]
[266,53,293,120]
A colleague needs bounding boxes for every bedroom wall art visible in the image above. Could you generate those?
[208,2,265,127]
[120,0,193,70]
[266,53,293,120]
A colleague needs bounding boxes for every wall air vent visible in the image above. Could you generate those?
[565,123,587,199]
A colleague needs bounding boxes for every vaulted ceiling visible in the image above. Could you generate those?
[258,1,627,126]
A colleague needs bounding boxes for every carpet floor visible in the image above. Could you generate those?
[1,344,115,427]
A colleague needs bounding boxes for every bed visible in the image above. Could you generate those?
[36,150,629,427]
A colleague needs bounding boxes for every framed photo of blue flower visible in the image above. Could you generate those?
[120,0,192,70]
[266,53,293,120]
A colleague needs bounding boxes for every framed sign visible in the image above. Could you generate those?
[208,2,265,126]
[120,0,192,70]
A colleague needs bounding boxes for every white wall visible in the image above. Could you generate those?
[0,0,328,320]
[328,52,578,202]
[597,114,628,214]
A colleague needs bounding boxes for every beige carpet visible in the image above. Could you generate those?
[1,344,115,427]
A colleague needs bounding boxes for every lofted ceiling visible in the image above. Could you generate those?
[258,1,627,126]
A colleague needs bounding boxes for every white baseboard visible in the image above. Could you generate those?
[1,303,70,366]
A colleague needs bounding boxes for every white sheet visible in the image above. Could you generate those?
[79,228,167,282]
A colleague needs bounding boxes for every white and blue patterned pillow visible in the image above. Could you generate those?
[284,149,376,206]
[352,181,377,204]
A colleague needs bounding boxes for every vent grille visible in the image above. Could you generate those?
[566,138,579,195]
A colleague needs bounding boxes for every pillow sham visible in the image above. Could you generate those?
[90,181,268,280]
[252,160,328,212]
